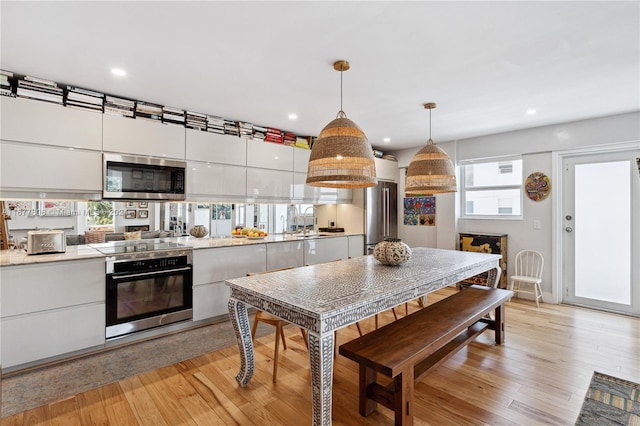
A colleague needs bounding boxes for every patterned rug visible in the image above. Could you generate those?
[1,315,275,418]
[575,371,640,426]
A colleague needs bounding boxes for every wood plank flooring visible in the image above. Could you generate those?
[3,287,639,425]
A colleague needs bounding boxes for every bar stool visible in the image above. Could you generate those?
[247,267,308,383]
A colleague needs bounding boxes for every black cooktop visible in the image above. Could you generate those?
[89,239,190,255]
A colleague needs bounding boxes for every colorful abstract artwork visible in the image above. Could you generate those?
[403,196,436,226]
[525,172,551,202]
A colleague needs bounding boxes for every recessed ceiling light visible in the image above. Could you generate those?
[383,138,391,143]
[111,68,126,77]
[288,113,298,120]
[526,109,537,115]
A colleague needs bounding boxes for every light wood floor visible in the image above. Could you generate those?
[3,286,639,426]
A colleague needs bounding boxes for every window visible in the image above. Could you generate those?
[460,157,523,218]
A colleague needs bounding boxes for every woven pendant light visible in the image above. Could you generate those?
[405,103,457,195]
[306,60,377,188]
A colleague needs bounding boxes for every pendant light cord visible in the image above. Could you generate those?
[340,64,344,113]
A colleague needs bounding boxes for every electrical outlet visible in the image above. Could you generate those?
[533,219,541,230]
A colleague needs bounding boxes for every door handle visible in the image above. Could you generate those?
[565,227,573,233]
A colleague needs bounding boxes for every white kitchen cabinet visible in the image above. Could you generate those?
[0,141,102,198]
[348,235,365,258]
[187,161,246,200]
[192,245,267,321]
[246,139,294,171]
[303,236,349,265]
[246,167,293,200]
[1,259,105,317]
[292,172,352,203]
[266,240,304,270]
[103,114,186,159]
[185,129,246,166]
[2,304,105,369]
[0,97,102,150]
[293,147,311,172]
[293,171,318,201]
[375,158,399,182]
[0,258,106,369]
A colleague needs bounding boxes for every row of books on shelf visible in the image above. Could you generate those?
[1,71,313,148]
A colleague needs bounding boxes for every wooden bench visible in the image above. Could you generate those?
[338,285,513,426]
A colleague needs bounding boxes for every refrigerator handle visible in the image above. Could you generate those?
[383,187,390,237]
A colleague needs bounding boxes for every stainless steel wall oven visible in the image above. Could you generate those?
[99,242,193,340]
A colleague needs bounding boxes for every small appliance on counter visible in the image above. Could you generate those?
[317,227,345,233]
[26,230,66,255]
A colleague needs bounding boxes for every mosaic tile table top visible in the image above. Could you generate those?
[226,247,501,426]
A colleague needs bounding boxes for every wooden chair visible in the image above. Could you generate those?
[247,267,308,383]
[510,250,544,307]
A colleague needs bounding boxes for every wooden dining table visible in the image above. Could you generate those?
[226,247,502,425]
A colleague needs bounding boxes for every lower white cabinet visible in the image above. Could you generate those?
[304,236,350,265]
[192,245,267,321]
[348,235,365,258]
[266,240,304,270]
[2,304,105,369]
[0,258,106,369]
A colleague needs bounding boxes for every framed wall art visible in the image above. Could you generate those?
[525,172,551,202]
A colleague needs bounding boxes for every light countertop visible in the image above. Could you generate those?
[0,233,360,267]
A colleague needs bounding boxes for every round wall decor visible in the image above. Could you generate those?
[525,172,551,201]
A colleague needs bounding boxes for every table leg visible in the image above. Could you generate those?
[308,331,335,425]
[228,298,254,387]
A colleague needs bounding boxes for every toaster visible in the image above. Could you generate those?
[27,230,66,255]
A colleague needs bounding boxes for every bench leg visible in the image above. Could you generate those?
[394,366,414,426]
[359,365,377,416]
[494,303,505,344]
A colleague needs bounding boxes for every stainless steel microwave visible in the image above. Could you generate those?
[103,153,186,201]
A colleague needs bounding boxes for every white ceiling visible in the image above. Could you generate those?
[1,1,638,151]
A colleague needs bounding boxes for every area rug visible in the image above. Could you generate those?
[1,315,274,418]
[575,371,640,425]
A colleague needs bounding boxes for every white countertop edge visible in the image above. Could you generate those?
[0,233,363,266]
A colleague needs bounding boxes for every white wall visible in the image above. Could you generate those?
[391,111,640,301]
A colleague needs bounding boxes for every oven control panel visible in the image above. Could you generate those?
[111,255,190,273]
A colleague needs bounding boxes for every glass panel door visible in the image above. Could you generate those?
[562,149,640,315]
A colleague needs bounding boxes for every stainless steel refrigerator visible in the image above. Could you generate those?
[365,181,398,254]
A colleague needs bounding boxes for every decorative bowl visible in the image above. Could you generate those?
[373,238,412,266]
[189,225,208,238]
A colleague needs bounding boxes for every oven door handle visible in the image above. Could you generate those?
[110,267,192,280]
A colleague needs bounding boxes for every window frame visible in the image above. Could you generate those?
[459,156,524,220]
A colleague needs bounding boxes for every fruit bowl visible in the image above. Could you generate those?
[231,227,267,239]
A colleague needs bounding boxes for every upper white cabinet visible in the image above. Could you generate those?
[0,97,102,150]
[0,141,102,197]
[103,114,185,159]
[185,129,246,166]
[247,168,293,200]
[375,158,399,182]
[293,147,311,172]
[246,139,294,171]
[293,172,352,203]
[187,161,246,200]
